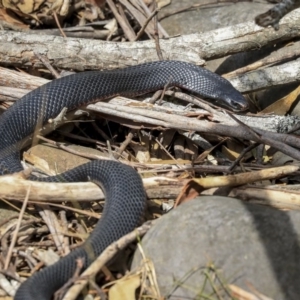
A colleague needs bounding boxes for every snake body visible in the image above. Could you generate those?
[0,61,247,300]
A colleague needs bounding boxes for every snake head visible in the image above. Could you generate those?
[174,62,249,112]
[216,91,249,112]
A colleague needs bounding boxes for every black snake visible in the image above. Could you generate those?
[255,0,300,30]
[0,61,248,300]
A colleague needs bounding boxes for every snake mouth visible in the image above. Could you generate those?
[204,96,248,112]
[215,94,249,112]
[228,99,249,112]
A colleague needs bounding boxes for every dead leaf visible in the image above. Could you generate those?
[222,145,240,160]
[174,179,204,207]
[0,8,29,29]
[143,0,171,9]
[23,151,55,175]
[109,274,141,300]
[195,138,227,163]
[157,0,171,9]
[2,0,45,14]
[260,84,300,115]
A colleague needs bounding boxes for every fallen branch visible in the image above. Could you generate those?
[1,9,300,70]
[230,185,300,210]
[230,58,300,93]
[87,99,300,160]
[0,174,185,201]
[0,166,297,202]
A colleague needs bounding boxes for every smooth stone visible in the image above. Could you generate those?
[132,196,300,299]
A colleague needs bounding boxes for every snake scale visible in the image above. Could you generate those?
[0,61,248,300]
[255,0,300,30]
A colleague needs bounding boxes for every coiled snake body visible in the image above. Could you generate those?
[0,61,247,300]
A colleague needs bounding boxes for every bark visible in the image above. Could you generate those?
[0,9,300,71]
[230,58,300,92]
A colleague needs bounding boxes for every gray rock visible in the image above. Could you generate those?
[132,196,300,299]
[159,0,272,35]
